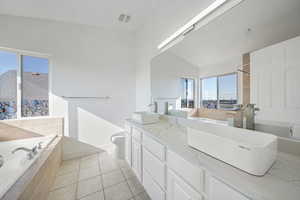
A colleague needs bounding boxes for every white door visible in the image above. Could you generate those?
[209,177,250,200]
[125,132,132,166]
[167,169,203,200]
[132,139,142,180]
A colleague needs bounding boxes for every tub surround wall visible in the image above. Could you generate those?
[242,53,251,105]
[2,136,62,200]
[0,123,40,141]
[0,117,64,141]
[194,108,237,121]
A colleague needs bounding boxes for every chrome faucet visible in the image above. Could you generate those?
[148,102,158,113]
[243,104,260,130]
[233,104,260,130]
[0,155,3,168]
[37,142,43,149]
[11,147,37,160]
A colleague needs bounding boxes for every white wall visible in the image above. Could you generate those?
[151,52,199,99]
[0,14,136,147]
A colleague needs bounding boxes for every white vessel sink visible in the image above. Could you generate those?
[132,112,160,124]
[187,122,277,176]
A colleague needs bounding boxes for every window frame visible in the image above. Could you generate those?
[180,77,196,109]
[0,47,51,119]
[200,72,238,109]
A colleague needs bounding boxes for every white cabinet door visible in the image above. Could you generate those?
[209,177,250,200]
[143,169,166,200]
[125,132,132,166]
[132,139,142,181]
[143,147,166,188]
[167,169,203,200]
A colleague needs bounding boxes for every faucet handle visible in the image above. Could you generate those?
[37,142,43,149]
[32,146,38,155]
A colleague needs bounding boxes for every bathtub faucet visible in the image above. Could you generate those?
[11,147,37,160]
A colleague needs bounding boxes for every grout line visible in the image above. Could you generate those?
[74,158,81,200]
[97,153,106,200]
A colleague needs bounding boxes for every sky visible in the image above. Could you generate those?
[202,74,237,100]
[0,50,48,75]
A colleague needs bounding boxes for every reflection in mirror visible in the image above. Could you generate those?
[180,78,195,109]
[151,0,300,143]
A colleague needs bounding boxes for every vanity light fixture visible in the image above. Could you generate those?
[157,0,228,50]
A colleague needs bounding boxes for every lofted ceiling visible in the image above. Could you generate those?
[0,0,214,33]
[0,0,152,31]
[169,0,300,68]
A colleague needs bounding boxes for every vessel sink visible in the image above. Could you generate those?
[187,122,277,176]
[131,112,160,124]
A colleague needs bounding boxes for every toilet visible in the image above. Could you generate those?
[110,132,125,160]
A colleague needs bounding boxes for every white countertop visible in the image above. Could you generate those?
[126,118,300,200]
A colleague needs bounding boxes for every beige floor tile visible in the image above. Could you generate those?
[80,158,99,169]
[104,182,133,200]
[118,159,131,169]
[121,168,136,179]
[103,170,125,188]
[77,176,103,199]
[79,165,100,181]
[100,159,119,174]
[134,192,151,200]
[51,172,78,190]
[127,176,145,196]
[79,191,105,200]
[57,160,80,176]
[47,184,76,200]
[81,154,98,161]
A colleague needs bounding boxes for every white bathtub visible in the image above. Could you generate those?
[0,135,57,199]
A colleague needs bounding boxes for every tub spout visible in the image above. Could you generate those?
[11,147,35,160]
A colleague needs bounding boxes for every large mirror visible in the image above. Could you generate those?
[150,0,300,141]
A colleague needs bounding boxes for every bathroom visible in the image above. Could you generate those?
[0,0,300,200]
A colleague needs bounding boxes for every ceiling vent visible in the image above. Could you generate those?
[118,14,131,23]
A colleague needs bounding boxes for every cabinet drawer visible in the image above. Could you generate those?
[132,128,142,143]
[209,177,250,200]
[143,148,166,188]
[143,134,166,161]
[143,169,166,200]
[167,150,204,193]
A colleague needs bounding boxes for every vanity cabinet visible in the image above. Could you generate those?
[125,123,252,200]
[167,169,204,200]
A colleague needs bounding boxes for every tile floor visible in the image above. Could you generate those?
[47,153,151,200]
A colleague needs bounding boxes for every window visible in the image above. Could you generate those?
[0,50,49,120]
[201,73,237,109]
[180,78,195,108]
[201,77,218,109]
[0,51,18,120]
